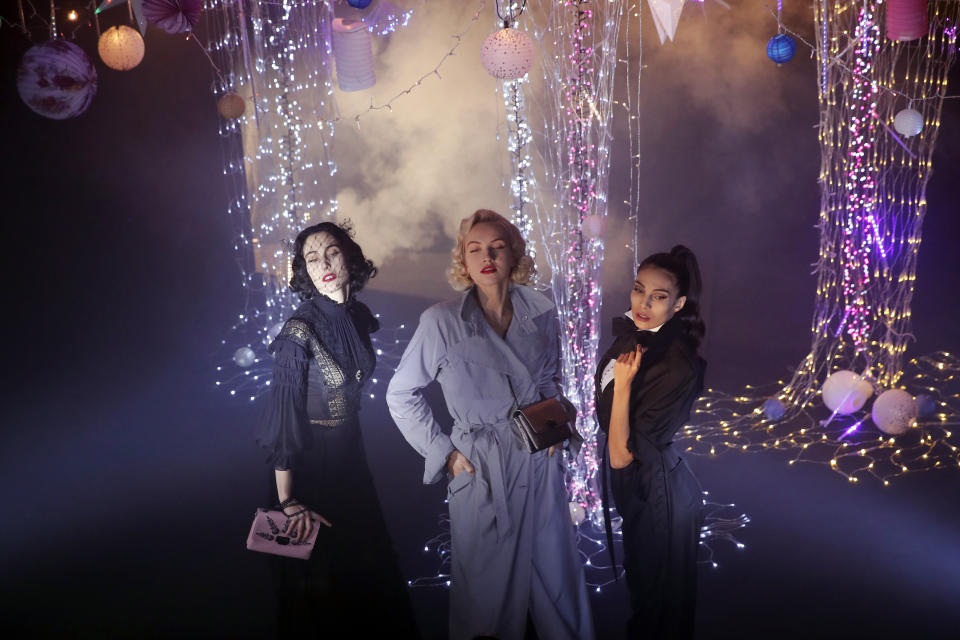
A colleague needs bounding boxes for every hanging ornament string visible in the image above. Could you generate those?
[495,0,527,26]
[186,31,226,89]
[48,0,55,38]
[326,0,489,128]
[766,4,960,102]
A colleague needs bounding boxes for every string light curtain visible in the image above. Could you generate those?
[205,0,339,397]
[681,0,960,484]
[787,0,959,405]
[512,0,633,524]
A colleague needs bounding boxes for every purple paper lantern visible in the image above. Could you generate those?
[16,40,98,120]
[143,0,202,35]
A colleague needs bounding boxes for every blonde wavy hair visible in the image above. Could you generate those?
[447,209,536,291]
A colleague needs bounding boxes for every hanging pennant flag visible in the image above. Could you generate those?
[96,0,147,35]
[647,0,685,44]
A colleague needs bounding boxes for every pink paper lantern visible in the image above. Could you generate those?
[480,27,535,80]
[886,0,928,42]
[16,40,98,120]
[143,0,202,35]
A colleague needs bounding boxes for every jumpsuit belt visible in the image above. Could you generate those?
[453,419,514,542]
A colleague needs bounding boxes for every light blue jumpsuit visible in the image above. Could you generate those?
[386,285,595,640]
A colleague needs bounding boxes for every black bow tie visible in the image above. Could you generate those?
[611,317,658,346]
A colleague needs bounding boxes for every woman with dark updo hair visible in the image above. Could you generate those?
[255,221,419,638]
[595,245,707,639]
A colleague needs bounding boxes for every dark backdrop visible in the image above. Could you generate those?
[1,3,959,639]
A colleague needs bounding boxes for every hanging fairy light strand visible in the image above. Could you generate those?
[205,0,340,397]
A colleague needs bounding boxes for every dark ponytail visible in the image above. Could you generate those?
[638,245,706,347]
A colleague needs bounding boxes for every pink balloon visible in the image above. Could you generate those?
[16,40,97,120]
[143,0,203,35]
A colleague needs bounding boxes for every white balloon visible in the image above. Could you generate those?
[480,28,536,80]
[822,370,873,414]
[234,346,256,368]
[872,389,917,435]
[893,108,924,137]
[568,501,586,526]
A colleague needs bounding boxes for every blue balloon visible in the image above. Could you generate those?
[767,34,797,64]
[348,0,373,8]
[915,393,937,417]
[762,397,786,421]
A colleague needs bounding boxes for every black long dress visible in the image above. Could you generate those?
[255,293,419,638]
[595,316,706,640]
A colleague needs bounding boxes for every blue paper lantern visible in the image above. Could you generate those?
[347,0,372,8]
[762,397,786,421]
[915,393,937,417]
[767,33,796,64]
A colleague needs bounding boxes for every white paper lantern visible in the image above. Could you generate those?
[893,108,924,137]
[582,215,606,238]
[234,346,256,368]
[822,370,873,415]
[480,28,535,80]
[332,19,375,92]
[872,389,917,435]
[98,25,144,71]
[569,501,586,525]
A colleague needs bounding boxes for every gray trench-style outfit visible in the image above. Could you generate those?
[386,285,595,640]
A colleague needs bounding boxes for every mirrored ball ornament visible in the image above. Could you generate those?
[234,346,256,368]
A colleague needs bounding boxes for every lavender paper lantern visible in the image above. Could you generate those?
[143,0,202,35]
[822,370,873,415]
[893,108,924,137]
[872,389,917,435]
[98,25,145,71]
[480,27,535,80]
[16,40,98,120]
[331,19,375,92]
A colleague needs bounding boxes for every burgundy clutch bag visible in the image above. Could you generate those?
[246,508,318,560]
[512,396,578,454]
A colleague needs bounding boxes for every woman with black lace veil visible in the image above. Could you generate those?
[254,221,419,638]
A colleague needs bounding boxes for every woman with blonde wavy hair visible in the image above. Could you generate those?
[387,209,595,640]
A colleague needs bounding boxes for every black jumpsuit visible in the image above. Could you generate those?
[596,316,706,639]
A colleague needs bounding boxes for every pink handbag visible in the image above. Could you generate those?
[246,507,319,560]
